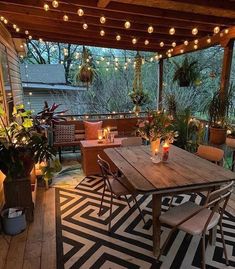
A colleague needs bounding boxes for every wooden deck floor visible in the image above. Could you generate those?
[0,187,56,269]
[0,181,235,269]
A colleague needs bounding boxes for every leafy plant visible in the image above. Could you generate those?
[129,90,149,106]
[205,84,234,128]
[173,57,200,87]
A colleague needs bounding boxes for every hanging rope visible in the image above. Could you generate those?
[133,52,143,94]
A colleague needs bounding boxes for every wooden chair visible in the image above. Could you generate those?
[157,181,233,269]
[97,155,145,231]
[196,145,224,165]
[121,137,142,147]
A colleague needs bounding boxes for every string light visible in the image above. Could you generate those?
[3,19,8,24]
[0,16,4,21]
[147,26,154,33]
[63,15,69,21]
[159,54,162,59]
[132,38,137,44]
[100,30,105,36]
[13,24,17,29]
[225,29,229,34]
[116,35,121,41]
[28,35,32,40]
[124,21,131,29]
[144,39,149,45]
[184,40,189,46]
[25,30,29,35]
[155,55,159,60]
[77,8,84,16]
[39,38,43,43]
[52,0,59,8]
[160,41,164,47]
[194,44,198,49]
[207,37,211,44]
[194,39,198,44]
[83,23,88,29]
[16,27,20,32]
[44,3,50,11]
[192,28,198,35]
[168,53,172,58]
[180,49,184,53]
[100,16,106,24]
[172,42,176,47]
[169,27,175,35]
[213,26,220,34]
[220,32,224,37]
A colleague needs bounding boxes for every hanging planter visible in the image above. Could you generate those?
[173,57,200,87]
[76,46,94,88]
[129,52,149,114]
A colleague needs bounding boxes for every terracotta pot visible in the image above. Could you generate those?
[226,136,235,148]
[209,127,227,145]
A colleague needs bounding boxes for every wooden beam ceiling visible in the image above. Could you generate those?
[0,0,234,52]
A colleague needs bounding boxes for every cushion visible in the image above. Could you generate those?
[74,130,85,141]
[54,124,75,143]
[84,121,103,140]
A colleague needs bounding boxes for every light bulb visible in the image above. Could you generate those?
[192,28,198,35]
[25,30,29,35]
[13,24,17,29]
[83,23,88,30]
[124,21,131,29]
[28,35,32,40]
[168,53,172,57]
[77,8,84,16]
[0,16,4,21]
[159,54,162,59]
[194,39,198,44]
[172,42,176,47]
[52,0,59,8]
[100,30,105,36]
[144,39,149,45]
[184,40,189,46]
[44,3,49,11]
[194,44,198,49]
[39,38,43,43]
[132,38,137,44]
[160,41,164,47]
[214,26,220,34]
[207,38,211,44]
[180,49,184,53]
[100,16,106,24]
[116,35,121,41]
[224,29,229,34]
[169,27,175,35]
[63,15,69,21]
[147,26,154,34]
[3,19,8,24]
[16,28,20,32]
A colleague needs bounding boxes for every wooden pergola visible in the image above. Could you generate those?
[0,0,235,106]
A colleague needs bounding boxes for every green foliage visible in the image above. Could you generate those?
[40,159,62,182]
[173,57,200,87]
[128,90,149,106]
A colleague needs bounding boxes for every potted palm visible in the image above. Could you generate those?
[173,57,200,87]
[206,86,233,145]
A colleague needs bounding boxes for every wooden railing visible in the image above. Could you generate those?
[61,111,148,120]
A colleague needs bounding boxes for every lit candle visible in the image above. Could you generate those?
[163,142,169,152]
[162,142,170,161]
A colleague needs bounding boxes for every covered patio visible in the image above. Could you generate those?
[0,1,235,269]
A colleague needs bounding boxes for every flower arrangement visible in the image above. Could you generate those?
[137,110,178,143]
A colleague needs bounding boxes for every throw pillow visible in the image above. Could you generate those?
[84,121,103,140]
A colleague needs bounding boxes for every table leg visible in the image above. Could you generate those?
[209,226,217,245]
[152,193,162,256]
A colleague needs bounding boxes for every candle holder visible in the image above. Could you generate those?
[151,149,162,164]
[162,142,170,162]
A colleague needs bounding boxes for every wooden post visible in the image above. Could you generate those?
[220,40,234,99]
[158,59,163,110]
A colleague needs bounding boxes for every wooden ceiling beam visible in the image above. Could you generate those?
[0,2,217,34]
[114,0,235,19]
[97,0,111,8]
[161,26,235,59]
[11,30,163,53]
[1,0,234,26]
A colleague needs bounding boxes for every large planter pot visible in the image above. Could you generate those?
[3,177,34,222]
[209,127,227,145]
[1,207,26,235]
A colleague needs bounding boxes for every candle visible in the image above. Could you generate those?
[163,142,169,152]
[162,142,169,161]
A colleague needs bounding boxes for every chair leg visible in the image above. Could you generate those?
[132,195,146,224]
[98,185,106,216]
[109,192,113,232]
[157,228,175,260]
[124,195,131,208]
[168,196,174,209]
[219,220,229,265]
[202,233,206,269]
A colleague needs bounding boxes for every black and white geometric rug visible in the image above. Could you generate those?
[56,176,235,269]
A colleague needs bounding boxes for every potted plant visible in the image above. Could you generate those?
[0,105,57,221]
[206,86,233,145]
[173,57,200,87]
[129,90,149,114]
[226,125,235,148]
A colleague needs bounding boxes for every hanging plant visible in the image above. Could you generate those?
[173,57,200,87]
[129,52,149,114]
[76,46,94,88]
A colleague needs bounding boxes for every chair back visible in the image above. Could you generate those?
[121,137,142,147]
[97,155,114,191]
[196,145,224,163]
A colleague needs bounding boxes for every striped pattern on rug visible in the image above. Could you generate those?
[56,175,235,269]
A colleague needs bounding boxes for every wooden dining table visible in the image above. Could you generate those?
[104,145,235,256]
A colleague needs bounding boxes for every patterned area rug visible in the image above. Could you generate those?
[56,176,235,269]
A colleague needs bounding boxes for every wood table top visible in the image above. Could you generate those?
[80,138,126,148]
[105,145,235,194]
